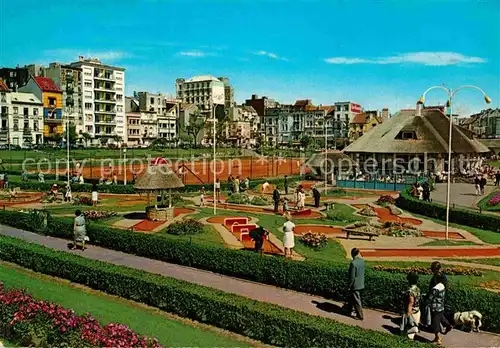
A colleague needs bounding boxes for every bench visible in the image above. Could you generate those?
[344,228,378,241]
[231,223,258,234]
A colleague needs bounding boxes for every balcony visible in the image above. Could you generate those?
[94,109,116,114]
[94,85,116,93]
[95,98,117,104]
[95,118,116,125]
[93,73,115,81]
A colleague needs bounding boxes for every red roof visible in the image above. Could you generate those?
[0,78,10,92]
[34,77,61,93]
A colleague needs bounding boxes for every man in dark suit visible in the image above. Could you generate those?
[272,186,281,212]
[312,187,321,208]
[345,248,365,320]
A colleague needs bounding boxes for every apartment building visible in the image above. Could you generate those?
[176,75,226,118]
[333,101,362,138]
[44,63,82,127]
[0,67,30,91]
[137,92,178,141]
[19,76,64,139]
[225,105,259,146]
[68,56,126,144]
[0,80,44,146]
[348,110,384,142]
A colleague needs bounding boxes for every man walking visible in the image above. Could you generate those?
[474,176,481,196]
[480,175,487,195]
[495,170,500,186]
[345,248,365,320]
[273,186,281,213]
[312,187,321,208]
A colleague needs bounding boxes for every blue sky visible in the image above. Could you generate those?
[1,0,499,115]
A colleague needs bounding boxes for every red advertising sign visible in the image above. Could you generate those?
[350,103,361,113]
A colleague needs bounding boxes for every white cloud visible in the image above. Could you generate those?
[254,50,288,61]
[324,52,487,66]
[178,50,207,57]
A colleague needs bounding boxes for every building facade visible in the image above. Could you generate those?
[68,56,126,144]
[0,67,30,91]
[19,76,63,139]
[176,75,226,118]
[44,63,82,127]
[0,80,43,146]
[333,101,362,138]
[137,92,178,141]
[348,110,384,142]
[462,108,500,138]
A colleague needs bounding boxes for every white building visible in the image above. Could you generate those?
[0,80,43,146]
[333,101,362,138]
[137,92,178,141]
[176,75,225,114]
[68,56,126,144]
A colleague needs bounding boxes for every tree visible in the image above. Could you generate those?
[53,133,63,145]
[100,137,109,146]
[112,135,122,144]
[81,132,92,147]
[299,135,314,150]
[67,125,78,145]
[185,111,206,146]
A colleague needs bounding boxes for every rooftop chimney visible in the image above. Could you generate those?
[416,102,422,116]
[78,56,84,62]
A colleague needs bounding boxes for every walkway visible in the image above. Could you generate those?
[0,226,498,347]
[432,183,494,210]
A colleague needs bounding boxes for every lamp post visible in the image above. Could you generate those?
[324,115,328,192]
[418,85,491,240]
[66,110,71,190]
[123,148,127,185]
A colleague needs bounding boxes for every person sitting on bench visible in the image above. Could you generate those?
[249,226,269,253]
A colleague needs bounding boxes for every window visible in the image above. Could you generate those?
[1,93,5,103]
[48,97,56,107]
[117,106,123,112]
[13,120,19,131]
[23,107,28,116]
[84,82,92,87]
[34,122,39,131]
[396,130,417,140]
[150,97,154,104]
[13,107,18,115]
[33,108,38,116]
[116,94,123,101]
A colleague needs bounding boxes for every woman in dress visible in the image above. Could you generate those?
[72,210,87,250]
[400,273,421,340]
[297,189,306,211]
[282,213,295,258]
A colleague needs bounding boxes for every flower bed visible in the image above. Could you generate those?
[300,232,328,250]
[0,285,161,347]
[250,195,271,206]
[74,195,93,206]
[83,211,117,221]
[372,265,483,277]
[225,193,250,205]
[376,195,396,207]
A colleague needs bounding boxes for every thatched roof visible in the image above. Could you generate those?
[306,150,358,168]
[134,166,185,191]
[344,109,490,154]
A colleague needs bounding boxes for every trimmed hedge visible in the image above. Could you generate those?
[396,189,500,233]
[7,175,302,194]
[0,236,426,348]
[0,209,499,333]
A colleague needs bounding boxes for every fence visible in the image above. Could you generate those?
[336,173,428,192]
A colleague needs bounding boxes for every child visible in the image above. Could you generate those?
[283,197,289,212]
[200,187,205,207]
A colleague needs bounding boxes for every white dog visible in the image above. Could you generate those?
[453,310,483,332]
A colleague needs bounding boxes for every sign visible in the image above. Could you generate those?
[350,103,361,113]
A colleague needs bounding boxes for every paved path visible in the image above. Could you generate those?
[0,225,499,348]
[432,183,494,210]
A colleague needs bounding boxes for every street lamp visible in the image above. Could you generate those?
[324,115,328,192]
[418,85,491,240]
[207,99,220,215]
[123,148,127,185]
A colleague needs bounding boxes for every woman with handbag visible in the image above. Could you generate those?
[400,273,421,340]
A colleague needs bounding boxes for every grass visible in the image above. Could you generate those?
[445,258,500,267]
[0,262,255,347]
[477,190,500,211]
[157,225,224,246]
[404,210,500,245]
[421,240,478,247]
[323,189,376,198]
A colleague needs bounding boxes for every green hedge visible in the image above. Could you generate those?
[1,209,498,333]
[0,236,426,348]
[7,175,302,194]
[396,189,500,233]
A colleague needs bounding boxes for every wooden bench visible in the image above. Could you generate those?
[344,228,378,241]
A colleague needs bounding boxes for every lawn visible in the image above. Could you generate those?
[445,258,500,267]
[0,262,255,347]
[404,210,500,244]
[421,240,478,247]
[156,225,224,246]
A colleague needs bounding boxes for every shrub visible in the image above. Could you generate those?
[0,236,428,348]
[0,209,499,333]
[251,195,271,206]
[300,232,328,249]
[376,195,396,206]
[225,193,250,204]
[0,286,162,347]
[83,211,117,221]
[372,265,483,277]
[165,219,204,236]
[326,210,358,223]
[396,189,500,233]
